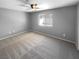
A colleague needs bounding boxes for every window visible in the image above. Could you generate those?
[38,14,53,27]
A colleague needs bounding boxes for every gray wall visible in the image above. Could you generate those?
[31,5,77,43]
[0,8,30,38]
[77,3,79,50]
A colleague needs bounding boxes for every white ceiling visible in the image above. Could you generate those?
[0,0,79,12]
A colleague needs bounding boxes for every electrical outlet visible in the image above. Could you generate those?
[12,30,15,33]
[9,32,12,34]
[62,33,66,37]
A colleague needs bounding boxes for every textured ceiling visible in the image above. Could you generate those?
[0,0,78,12]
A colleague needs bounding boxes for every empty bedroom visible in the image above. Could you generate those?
[0,0,79,59]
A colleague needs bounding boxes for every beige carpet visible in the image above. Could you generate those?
[0,32,79,59]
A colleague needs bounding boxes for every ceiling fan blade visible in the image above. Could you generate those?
[19,4,32,10]
[18,0,30,4]
[19,4,30,7]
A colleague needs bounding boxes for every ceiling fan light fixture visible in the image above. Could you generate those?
[31,3,37,9]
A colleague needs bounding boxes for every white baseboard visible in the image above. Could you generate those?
[0,31,28,40]
[33,31,75,44]
[0,30,75,44]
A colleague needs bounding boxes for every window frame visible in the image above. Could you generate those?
[38,14,53,27]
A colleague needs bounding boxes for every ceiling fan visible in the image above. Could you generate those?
[18,0,39,10]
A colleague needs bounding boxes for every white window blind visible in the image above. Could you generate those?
[38,14,53,27]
